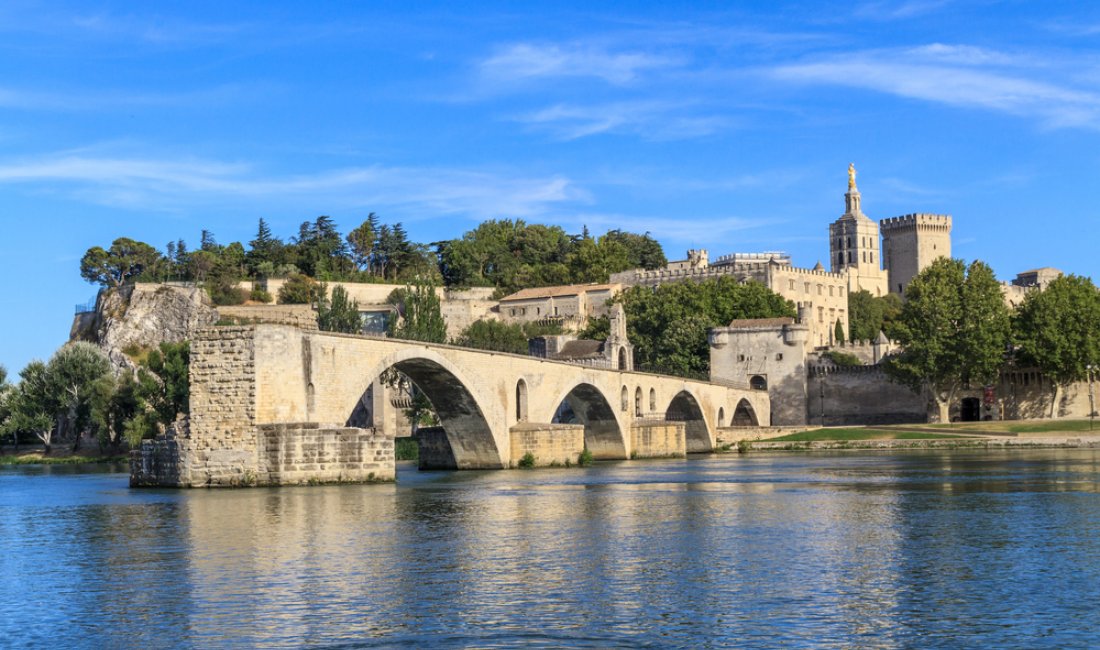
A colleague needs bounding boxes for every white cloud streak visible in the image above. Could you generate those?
[480,42,680,85]
[770,45,1100,128]
[515,101,730,140]
[0,153,586,220]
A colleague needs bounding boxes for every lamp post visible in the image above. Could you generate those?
[1088,364,1096,432]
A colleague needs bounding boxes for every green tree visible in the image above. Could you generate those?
[847,290,902,342]
[247,218,284,277]
[80,238,161,288]
[89,373,141,450]
[1013,274,1100,417]
[885,258,1011,423]
[4,362,55,453]
[48,342,113,450]
[566,235,632,284]
[347,213,379,272]
[453,320,530,354]
[278,273,322,304]
[834,319,845,346]
[616,277,796,377]
[138,342,190,427]
[318,285,363,333]
[388,281,446,343]
[602,229,667,270]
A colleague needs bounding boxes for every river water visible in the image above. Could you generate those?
[2,450,1099,648]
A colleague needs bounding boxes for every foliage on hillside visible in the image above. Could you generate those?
[615,277,796,377]
[78,217,667,301]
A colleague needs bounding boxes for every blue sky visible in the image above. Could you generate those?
[2,0,1099,373]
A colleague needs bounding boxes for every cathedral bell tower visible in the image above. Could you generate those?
[828,164,887,296]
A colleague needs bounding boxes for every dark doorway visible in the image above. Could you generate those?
[960,397,981,422]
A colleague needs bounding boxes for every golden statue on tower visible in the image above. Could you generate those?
[848,163,857,190]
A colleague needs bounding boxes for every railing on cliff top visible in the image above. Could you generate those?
[74,296,98,314]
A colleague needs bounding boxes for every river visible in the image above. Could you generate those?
[2,450,1099,648]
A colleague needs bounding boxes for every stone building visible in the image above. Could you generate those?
[528,304,634,370]
[880,213,953,296]
[708,317,810,425]
[1001,267,1064,308]
[498,283,620,331]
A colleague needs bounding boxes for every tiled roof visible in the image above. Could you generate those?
[555,339,605,359]
[500,283,617,302]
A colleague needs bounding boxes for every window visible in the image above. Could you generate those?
[839,287,844,297]
[847,252,852,263]
[738,354,746,362]
[649,388,656,412]
[750,375,767,390]
[776,353,783,361]
[789,279,795,290]
[829,286,834,296]
[516,380,528,422]
[621,386,629,411]
[817,284,822,295]
[510,308,516,316]
[634,387,642,417]
[847,236,851,247]
[818,307,824,322]
[838,252,844,266]
[804,282,810,293]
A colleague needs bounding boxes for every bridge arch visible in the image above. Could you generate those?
[732,398,759,426]
[347,348,504,469]
[665,390,712,453]
[547,382,628,460]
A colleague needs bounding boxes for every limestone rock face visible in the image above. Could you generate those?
[72,284,218,369]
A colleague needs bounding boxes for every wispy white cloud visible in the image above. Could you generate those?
[515,100,730,140]
[0,151,586,220]
[854,0,954,20]
[479,42,681,85]
[770,45,1100,129]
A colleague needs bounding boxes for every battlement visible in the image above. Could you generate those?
[879,213,952,231]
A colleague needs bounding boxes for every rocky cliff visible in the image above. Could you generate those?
[71,284,218,369]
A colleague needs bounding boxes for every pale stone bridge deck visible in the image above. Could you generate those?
[134,324,769,487]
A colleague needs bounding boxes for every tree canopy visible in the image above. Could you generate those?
[615,277,796,377]
[847,290,902,342]
[1013,274,1100,416]
[885,258,1011,422]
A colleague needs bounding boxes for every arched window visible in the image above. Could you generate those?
[718,407,726,426]
[838,252,844,266]
[634,387,643,417]
[621,385,629,411]
[649,388,656,412]
[618,347,627,370]
[750,375,767,390]
[515,379,528,422]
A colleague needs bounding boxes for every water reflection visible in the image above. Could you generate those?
[2,451,1100,648]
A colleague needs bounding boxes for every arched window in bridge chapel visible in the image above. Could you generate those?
[649,388,656,412]
[618,347,627,370]
[634,387,642,417]
[621,385,629,411]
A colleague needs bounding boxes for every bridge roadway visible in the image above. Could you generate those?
[163,324,770,486]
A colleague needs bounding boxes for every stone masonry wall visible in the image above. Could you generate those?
[807,366,927,425]
[630,421,686,458]
[184,326,260,486]
[509,423,585,467]
[417,427,457,470]
[256,423,394,484]
[217,304,319,330]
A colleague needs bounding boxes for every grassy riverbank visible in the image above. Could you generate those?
[0,450,129,465]
[768,428,967,442]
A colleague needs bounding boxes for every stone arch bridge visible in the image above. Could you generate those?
[135,325,769,487]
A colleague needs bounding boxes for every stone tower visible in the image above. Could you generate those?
[828,164,887,296]
[879,213,952,296]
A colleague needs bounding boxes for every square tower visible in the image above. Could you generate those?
[879,213,952,296]
[828,164,887,296]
